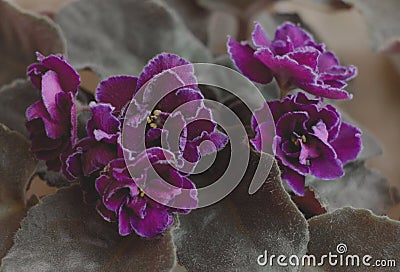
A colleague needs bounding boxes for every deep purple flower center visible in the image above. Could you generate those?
[291,134,307,147]
[101,164,112,177]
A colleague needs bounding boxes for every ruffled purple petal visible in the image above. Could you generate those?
[41,71,65,120]
[122,123,146,155]
[274,136,309,175]
[228,21,357,100]
[27,53,80,93]
[280,165,306,196]
[182,142,200,163]
[130,206,174,238]
[251,103,272,132]
[87,103,120,143]
[227,37,273,84]
[125,196,147,219]
[96,76,138,113]
[82,143,117,176]
[168,175,198,213]
[306,136,344,179]
[288,48,319,70]
[251,22,271,47]
[311,120,329,143]
[103,180,137,212]
[185,119,216,141]
[274,22,314,50]
[95,175,112,195]
[317,51,339,72]
[137,53,195,91]
[26,101,63,139]
[320,65,357,82]
[255,48,317,84]
[330,122,362,164]
[96,201,116,222]
[156,87,203,116]
[318,51,357,82]
[144,178,182,206]
[281,141,300,157]
[66,138,117,178]
[275,111,308,138]
[199,131,229,155]
[118,206,133,236]
[250,121,274,153]
[297,82,352,99]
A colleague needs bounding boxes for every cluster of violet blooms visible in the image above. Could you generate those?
[26,53,228,238]
[228,22,362,195]
[25,21,362,238]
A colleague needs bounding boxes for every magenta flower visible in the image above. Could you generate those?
[25,53,80,171]
[65,103,120,180]
[121,53,228,171]
[95,148,198,237]
[228,22,357,99]
[251,92,362,195]
[65,75,138,180]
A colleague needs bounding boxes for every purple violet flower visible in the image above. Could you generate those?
[228,22,357,99]
[65,103,121,180]
[25,53,80,171]
[65,75,138,180]
[251,92,362,195]
[95,147,198,237]
[121,53,228,171]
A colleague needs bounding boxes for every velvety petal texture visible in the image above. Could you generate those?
[28,52,80,94]
[251,92,362,195]
[122,53,228,171]
[95,148,198,238]
[227,22,357,99]
[227,37,273,84]
[96,75,138,114]
[25,53,80,171]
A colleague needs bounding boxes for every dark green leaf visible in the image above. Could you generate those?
[165,0,210,44]
[308,162,394,216]
[0,124,37,261]
[0,80,40,138]
[173,152,309,271]
[33,161,70,188]
[56,0,211,79]
[197,0,275,16]
[0,186,176,272]
[307,207,400,272]
[0,0,65,86]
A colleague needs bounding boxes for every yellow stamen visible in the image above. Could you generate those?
[291,136,299,146]
[139,188,145,197]
[147,109,162,128]
[301,135,307,143]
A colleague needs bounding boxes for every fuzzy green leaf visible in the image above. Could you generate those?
[0,186,177,272]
